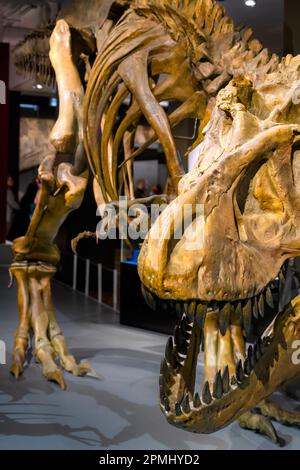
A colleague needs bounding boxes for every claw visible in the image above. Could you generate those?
[35,343,66,389]
[239,411,285,446]
[77,361,91,376]
[10,337,29,379]
[46,368,66,390]
[10,361,23,380]
[51,333,91,377]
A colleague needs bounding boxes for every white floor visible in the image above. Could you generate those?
[0,267,300,450]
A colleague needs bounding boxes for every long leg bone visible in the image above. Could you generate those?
[10,16,90,387]
[49,19,84,154]
[10,158,89,387]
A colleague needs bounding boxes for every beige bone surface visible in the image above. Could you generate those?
[49,19,84,153]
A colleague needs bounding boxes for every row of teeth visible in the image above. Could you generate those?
[160,312,273,417]
[15,54,54,86]
[142,269,285,338]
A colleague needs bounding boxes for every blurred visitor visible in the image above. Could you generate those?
[134,178,147,199]
[6,176,19,237]
[150,184,162,196]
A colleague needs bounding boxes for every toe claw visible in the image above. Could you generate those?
[239,411,285,446]
[46,369,66,390]
[77,361,91,376]
[10,362,23,379]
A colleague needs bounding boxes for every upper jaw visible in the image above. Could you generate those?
[138,231,285,303]
[140,266,283,304]
[142,277,278,340]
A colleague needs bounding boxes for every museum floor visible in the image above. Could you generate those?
[0,267,300,450]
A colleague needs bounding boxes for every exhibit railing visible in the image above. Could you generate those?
[55,251,120,312]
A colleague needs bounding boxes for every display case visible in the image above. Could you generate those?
[119,241,177,335]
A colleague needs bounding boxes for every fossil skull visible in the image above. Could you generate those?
[138,71,300,433]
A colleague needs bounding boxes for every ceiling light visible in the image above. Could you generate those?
[245,0,256,6]
[36,84,43,89]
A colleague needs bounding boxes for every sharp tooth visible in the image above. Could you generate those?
[242,300,252,337]
[258,294,265,318]
[193,392,201,408]
[219,303,231,336]
[196,303,207,328]
[175,401,182,416]
[180,317,192,339]
[266,287,274,308]
[174,326,188,356]
[165,337,174,365]
[252,297,259,319]
[181,394,191,414]
[236,359,244,383]
[248,345,254,369]
[244,357,251,375]
[163,397,170,412]
[187,301,197,321]
[180,312,187,324]
[222,365,230,393]
[202,380,213,404]
[213,371,223,399]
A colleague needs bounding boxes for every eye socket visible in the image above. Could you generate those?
[236,160,267,215]
[235,158,285,217]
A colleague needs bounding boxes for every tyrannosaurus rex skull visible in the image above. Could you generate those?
[139,76,300,301]
[138,74,300,433]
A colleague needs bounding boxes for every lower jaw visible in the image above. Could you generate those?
[141,265,298,433]
[159,310,276,433]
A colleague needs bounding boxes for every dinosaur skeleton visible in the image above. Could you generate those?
[9,0,300,445]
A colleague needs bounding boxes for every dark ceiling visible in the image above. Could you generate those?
[219,0,284,55]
